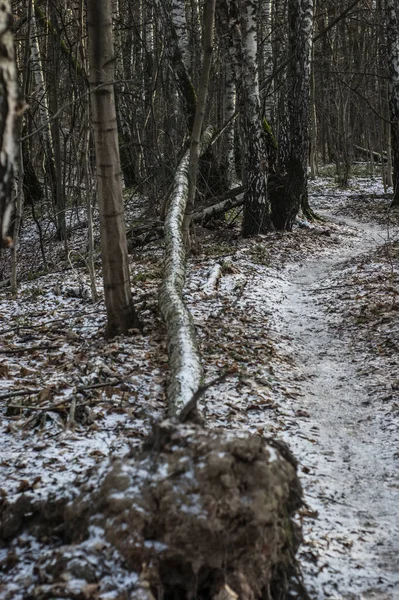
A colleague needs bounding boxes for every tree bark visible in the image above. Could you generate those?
[87,0,140,337]
[182,0,216,249]
[0,0,18,250]
[159,126,214,416]
[226,0,272,237]
[171,0,190,72]
[386,0,399,206]
[217,2,238,187]
[155,0,197,130]
[272,0,314,229]
[29,0,65,240]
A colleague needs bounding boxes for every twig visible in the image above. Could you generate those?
[0,388,41,400]
[0,379,122,402]
[308,282,379,292]
[68,397,77,427]
[0,345,61,354]
[178,370,237,423]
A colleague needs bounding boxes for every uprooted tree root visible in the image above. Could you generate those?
[0,421,307,599]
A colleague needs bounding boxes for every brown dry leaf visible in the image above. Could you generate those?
[66,329,80,341]
[90,450,105,458]
[0,363,9,378]
[74,351,88,363]
[82,583,100,598]
[20,366,36,377]
[38,388,53,402]
[296,409,310,418]
[16,480,32,493]
[105,386,118,398]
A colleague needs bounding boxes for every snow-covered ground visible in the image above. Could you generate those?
[0,176,398,598]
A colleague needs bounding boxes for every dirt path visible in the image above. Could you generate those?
[276,217,399,599]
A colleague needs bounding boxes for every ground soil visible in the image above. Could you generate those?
[0,176,398,599]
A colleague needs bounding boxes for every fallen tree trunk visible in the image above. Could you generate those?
[127,186,245,250]
[353,144,387,163]
[193,185,245,223]
[158,125,214,416]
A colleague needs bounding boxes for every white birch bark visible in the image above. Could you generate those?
[386,0,399,205]
[273,0,314,228]
[233,0,272,235]
[155,0,197,129]
[29,0,52,156]
[0,0,18,250]
[260,0,274,123]
[159,126,214,416]
[217,0,239,189]
[273,0,288,153]
[222,64,237,186]
[171,0,190,71]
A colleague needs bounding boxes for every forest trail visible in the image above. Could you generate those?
[1,186,398,600]
[277,216,399,599]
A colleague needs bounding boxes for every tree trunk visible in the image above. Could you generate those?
[260,0,274,123]
[11,0,31,292]
[386,0,399,206]
[273,0,314,229]
[87,0,141,337]
[0,0,18,250]
[228,0,272,237]
[155,0,197,130]
[159,126,214,416]
[171,0,190,72]
[182,0,216,248]
[48,1,66,243]
[29,0,63,238]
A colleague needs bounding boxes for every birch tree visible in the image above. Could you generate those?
[156,0,197,130]
[182,0,216,247]
[227,0,272,236]
[0,0,18,250]
[386,0,399,206]
[272,0,314,229]
[29,0,66,241]
[171,0,190,72]
[87,0,141,337]
[260,0,274,123]
[217,2,238,187]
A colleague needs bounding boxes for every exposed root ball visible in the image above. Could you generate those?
[65,420,304,599]
[0,421,305,599]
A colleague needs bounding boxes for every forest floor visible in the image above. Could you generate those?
[0,176,398,599]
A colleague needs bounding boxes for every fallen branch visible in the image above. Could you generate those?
[192,186,245,223]
[203,263,222,295]
[159,125,214,416]
[0,345,61,354]
[178,370,236,423]
[127,186,245,250]
[0,379,123,402]
[0,389,41,400]
[353,144,387,163]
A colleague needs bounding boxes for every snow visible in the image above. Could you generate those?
[0,174,398,598]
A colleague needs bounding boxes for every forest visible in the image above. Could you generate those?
[0,0,398,598]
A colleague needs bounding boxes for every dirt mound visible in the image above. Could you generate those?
[0,421,305,599]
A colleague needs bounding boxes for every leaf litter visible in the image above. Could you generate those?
[0,175,398,599]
